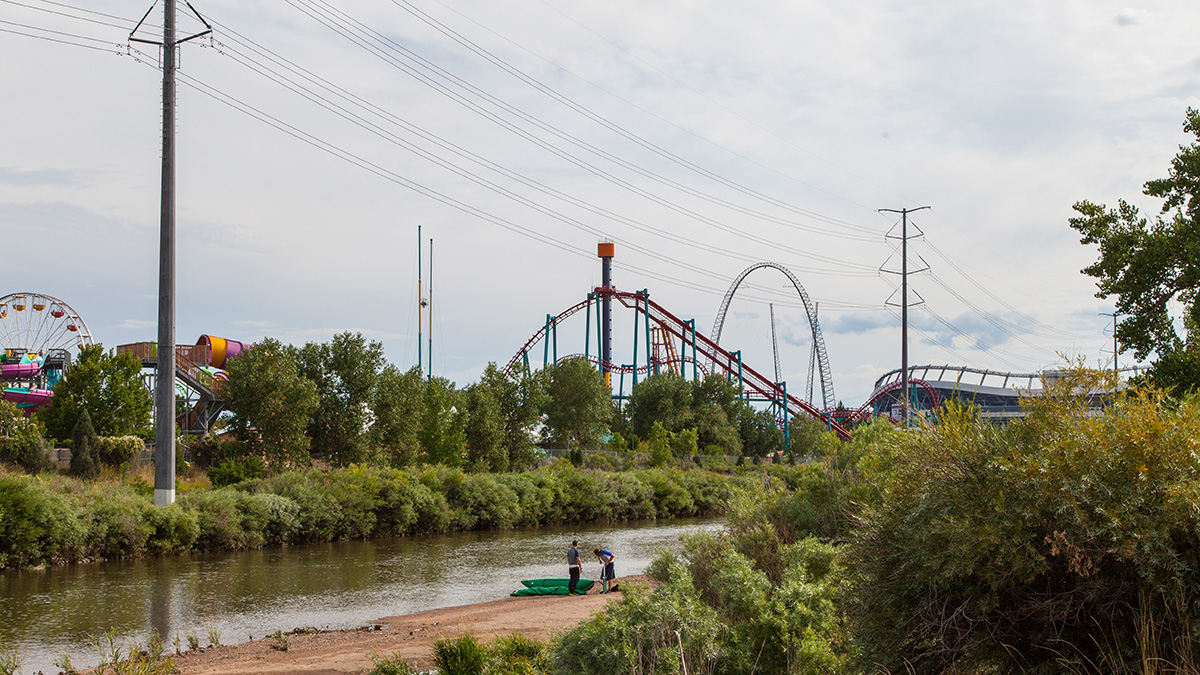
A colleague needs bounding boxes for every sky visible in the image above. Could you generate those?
[1,0,1198,406]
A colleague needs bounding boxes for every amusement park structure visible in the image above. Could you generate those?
[0,292,93,414]
[117,335,248,439]
[504,245,864,441]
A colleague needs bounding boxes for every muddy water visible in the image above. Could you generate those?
[1,518,720,674]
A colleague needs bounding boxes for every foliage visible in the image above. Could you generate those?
[480,364,546,470]
[371,365,426,467]
[69,408,100,479]
[297,332,385,466]
[556,486,846,675]
[433,634,487,675]
[845,368,1200,673]
[419,377,466,466]
[93,435,144,468]
[540,357,611,450]
[0,463,747,569]
[464,380,505,471]
[1069,108,1200,393]
[207,456,265,488]
[40,344,151,440]
[224,337,320,469]
[0,399,51,473]
[0,633,20,675]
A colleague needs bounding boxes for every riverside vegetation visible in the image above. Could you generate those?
[353,367,1200,675]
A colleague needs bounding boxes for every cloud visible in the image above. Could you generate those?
[1114,8,1153,26]
[0,167,92,188]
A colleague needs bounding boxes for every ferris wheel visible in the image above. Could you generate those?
[0,292,94,356]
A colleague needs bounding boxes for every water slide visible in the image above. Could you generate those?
[195,335,249,370]
[1,354,51,413]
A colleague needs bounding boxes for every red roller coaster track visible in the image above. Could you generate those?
[505,288,855,441]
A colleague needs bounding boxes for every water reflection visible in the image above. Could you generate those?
[1,518,719,674]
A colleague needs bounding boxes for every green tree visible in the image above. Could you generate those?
[370,364,425,467]
[738,405,784,457]
[463,381,504,471]
[1070,108,1200,394]
[224,338,319,469]
[541,357,611,450]
[647,421,674,466]
[0,399,52,473]
[69,408,100,479]
[40,344,151,440]
[296,332,385,466]
[420,377,466,466]
[625,372,693,439]
[477,363,546,470]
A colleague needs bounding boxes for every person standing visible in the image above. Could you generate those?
[567,540,584,595]
[594,548,616,593]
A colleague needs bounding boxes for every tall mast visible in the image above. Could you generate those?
[428,237,433,380]
[417,224,422,372]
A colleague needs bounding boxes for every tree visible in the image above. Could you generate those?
[464,381,504,471]
[1070,108,1200,393]
[40,345,151,440]
[541,357,611,450]
[370,364,425,467]
[625,373,693,439]
[296,332,385,466]
[477,363,546,470]
[0,399,51,473]
[69,408,99,479]
[419,376,466,466]
[224,338,319,469]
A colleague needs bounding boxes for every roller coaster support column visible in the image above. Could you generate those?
[731,350,743,399]
[778,380,790,450]
[599,243,614,387]
[585,292,593,364]
[631,301,640,391]
[689,320,697,380]
[641,291,653,376]
[544,315,559,368]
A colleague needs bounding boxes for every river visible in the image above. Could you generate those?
[0,517,720,674]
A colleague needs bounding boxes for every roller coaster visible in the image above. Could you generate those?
[502,249,944,442]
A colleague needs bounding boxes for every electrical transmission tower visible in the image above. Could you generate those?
[880,206,930,427]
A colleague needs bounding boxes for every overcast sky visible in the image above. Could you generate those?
[2,0,1198,405]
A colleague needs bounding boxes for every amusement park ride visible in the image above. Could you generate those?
[0,292,93,415]
[502,244,938,443]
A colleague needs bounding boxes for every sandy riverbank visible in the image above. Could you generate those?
[160,576,640,675]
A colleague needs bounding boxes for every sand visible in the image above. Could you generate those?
[160,577,638,675]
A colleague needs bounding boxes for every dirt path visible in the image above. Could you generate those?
[166,577,640,675]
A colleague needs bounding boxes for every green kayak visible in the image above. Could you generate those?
[521,578,595,591]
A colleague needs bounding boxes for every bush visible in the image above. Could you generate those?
[208,456,265,488]
[69,409,100,479]
[433,634,487,675]
[0,477,87,567]
[846,373,1200,674]
[93,435,144,467]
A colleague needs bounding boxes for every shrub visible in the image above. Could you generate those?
[93,435,144,467]
[0,477,87,567]
[846,374,1200,674]
[208,456,265,488]
[84,486,155,558]
[432,634,487,675]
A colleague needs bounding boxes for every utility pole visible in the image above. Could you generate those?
[154,0,177,506]
[129,0,211,506]
[880,206,930,427]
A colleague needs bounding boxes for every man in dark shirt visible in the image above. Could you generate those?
[567,540,583,595]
